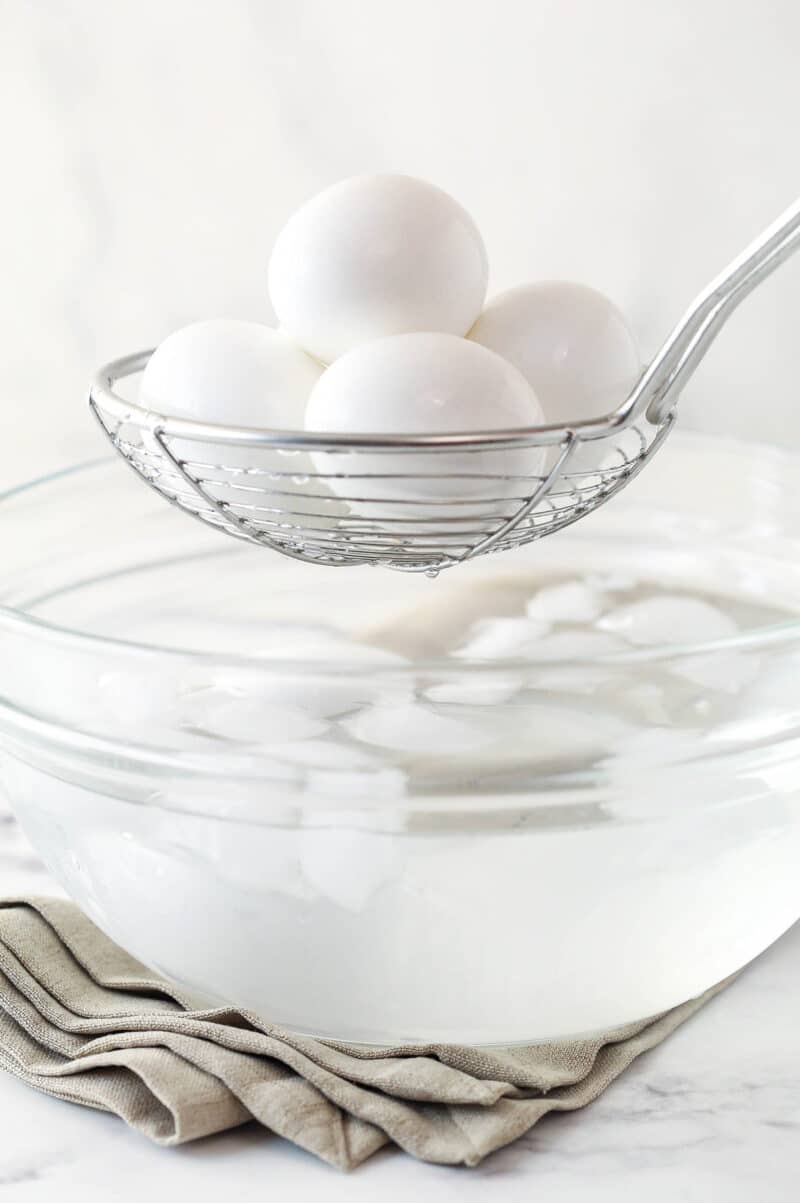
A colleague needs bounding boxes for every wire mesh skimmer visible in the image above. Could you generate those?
[91,196,800,574]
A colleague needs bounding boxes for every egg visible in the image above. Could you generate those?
[304,332,546,514]
[139,319,328,513]
[469,281,641,425]
[140,319,322,427]
[268,174,489,363]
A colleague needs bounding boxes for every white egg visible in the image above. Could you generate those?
[469,281,641,425]
[268,174,489,363]
[304,332,547,514]
[140,319,322,427]
[138,319,327,512]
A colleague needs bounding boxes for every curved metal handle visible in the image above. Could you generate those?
[619,195,800,427]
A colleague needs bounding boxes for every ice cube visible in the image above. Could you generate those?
[747,655,800,711]
[270,739,407,799]
[96,669,196,735]
[713,652,800,731]
[526,581,604,623]
[255,678,376,720]
[531,664,620,694]
[669,651,759,694]
[192,696,328,745]
[607,726,704,767]
[344,702,487,754]
[423,675,521,705]
[273,739,384,770]
[598,596,738,647]
[523,630,626,661]
[454,617,550,661]
[208,670,409,720]
[152,810,313,898]
[415,699,633,779]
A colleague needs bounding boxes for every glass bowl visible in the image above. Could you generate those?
[1,432,800,1045]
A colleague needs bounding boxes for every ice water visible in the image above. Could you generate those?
[7,553,800,1044]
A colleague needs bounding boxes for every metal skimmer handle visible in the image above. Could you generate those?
[617,194,800,428]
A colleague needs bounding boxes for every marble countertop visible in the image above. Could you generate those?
[0,806,798,1201]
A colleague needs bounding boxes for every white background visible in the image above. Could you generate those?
[2,0,800,488]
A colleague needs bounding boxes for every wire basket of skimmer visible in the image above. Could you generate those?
[90,197,800,575]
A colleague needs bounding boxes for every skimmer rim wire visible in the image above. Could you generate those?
[89,349,674,574]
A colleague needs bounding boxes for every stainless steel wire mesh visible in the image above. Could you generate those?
[89,193,800,572]
[90,356,672,573]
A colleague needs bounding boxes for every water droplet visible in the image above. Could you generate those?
[425,568,440,580]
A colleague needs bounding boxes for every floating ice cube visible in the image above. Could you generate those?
[454,617,550,661]
[598,596,738,647]
[493,700,631,760]
[415,699,633,779]
[273,739,384,770]
[718,652,800,722]
[531,664,620,694]
[191,695,328,745]
[423,675,521,705]
[96,669,194,735]
[151,810,312,898]
[266,738,407,799]
[526,581,604,623]
[607,725,704,766]
[670,651,759,694]
[207,670,409,720]
[524,630,626,662]
[344,702,487,754]
[256,677,376,719]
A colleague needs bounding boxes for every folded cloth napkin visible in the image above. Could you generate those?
[0,897,732,1171]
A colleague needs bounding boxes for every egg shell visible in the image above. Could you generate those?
[268,174,489,363]
[469,281,641,425]
[140,319,323,428]
[303,332,547,517]
[139,319,329,512]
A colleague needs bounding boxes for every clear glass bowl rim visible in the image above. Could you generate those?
[1,442,800,808]
[3,447,800,677]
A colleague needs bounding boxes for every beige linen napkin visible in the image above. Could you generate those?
[0,897,732,1171]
